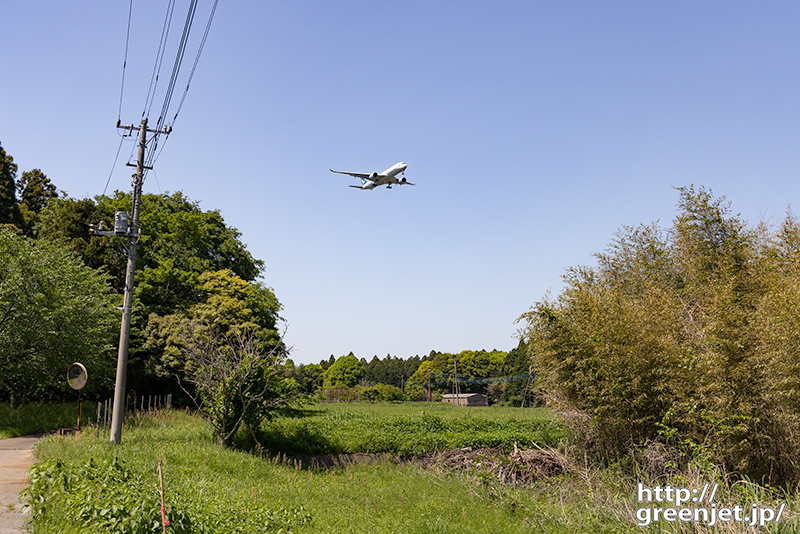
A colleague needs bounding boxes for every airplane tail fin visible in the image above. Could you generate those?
[347,178,373,190]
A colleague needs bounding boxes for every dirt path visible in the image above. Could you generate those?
[0,435,41,534]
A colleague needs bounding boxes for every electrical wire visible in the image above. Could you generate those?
[115,0,221,186]
[103,135,127,197]
[104,0,134,197]
[154,0,199,133]
[118,0,134,122]
[143,0,177,119]
[148,0,219,169]
[172,0,219,125]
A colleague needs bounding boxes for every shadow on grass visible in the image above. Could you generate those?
[234,420,339,457]
[270,406,322,420]
[0,402,96,439]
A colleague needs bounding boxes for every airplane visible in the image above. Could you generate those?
[330,161,414,190]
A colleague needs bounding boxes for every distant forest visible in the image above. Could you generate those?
[287,345,532,404]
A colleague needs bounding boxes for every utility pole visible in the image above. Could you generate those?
[520,365,533,408]
[108,117,147,444]
[93,118,168,444]
[453,357,461,407]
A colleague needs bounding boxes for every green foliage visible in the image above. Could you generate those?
[145,269,283,380]
[37,191,264,299]
[363,354,420,387]
[323,353,365,388]
[361,383,405,402]
[296,363,324,393]
[36,190,276,400]
[0,230,118,404]
[36,195,128,289]
[0,142,22,228]
[177,326,299,447]
[317,384,405,402]
[0,141,287,414]
[407,349,511,398]
[135,191,263,282]
[520,185,800,484]
[27,416,312,534]
[30,410,602,534]
[257,402,563,456]
[501,340,533,404]
[25,457,193,533]
[16,168,57,235]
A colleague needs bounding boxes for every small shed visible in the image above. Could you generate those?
[441,393,488,407]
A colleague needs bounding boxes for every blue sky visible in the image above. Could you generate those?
[3,1,800,364]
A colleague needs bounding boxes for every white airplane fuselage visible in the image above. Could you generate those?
[363,162,407,189]
[330,162,413,190]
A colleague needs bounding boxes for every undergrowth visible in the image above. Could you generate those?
[248,402,564,456]
[0,402,96,438]
[25,404,800,533]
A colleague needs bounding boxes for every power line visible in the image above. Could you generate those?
[147,0,219,171]
[140,0,199,176]
[406,373,533,388]
[143,0,177,120]
[154,0,199,133]
[172,0,219,125]
[103,135,126,197]
[118,0,134,122]
[104,0,134,197]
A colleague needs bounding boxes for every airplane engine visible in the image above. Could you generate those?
[370,172,379,180]
[398,176,406,183]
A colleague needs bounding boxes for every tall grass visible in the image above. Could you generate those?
[27,405,800,533]
[29,409,628,534]
[250,402,564,456]
[0,402,96,438]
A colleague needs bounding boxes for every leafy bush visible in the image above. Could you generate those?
[25,455,311,534]
[25,457,191,533]
[520,186,800,484]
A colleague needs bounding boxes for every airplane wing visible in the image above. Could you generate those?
[330,169,371,179]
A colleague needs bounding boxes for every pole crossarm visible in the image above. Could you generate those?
[116,120,172,136]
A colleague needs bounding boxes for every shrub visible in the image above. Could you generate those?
[520,186,800,484]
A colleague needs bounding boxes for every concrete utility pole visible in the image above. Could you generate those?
[92,118,168,444]
[108,118,148,444]
[453,357,461,407]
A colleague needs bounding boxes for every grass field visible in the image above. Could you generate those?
[249,401,565,456]
[0,402,97,438]
[19,402,800,533]
[27,407,633,534]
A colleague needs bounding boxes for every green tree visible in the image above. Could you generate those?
[37,191,263,294]
[179,326,298,447]
[37,195,127,289]
[36,191,268,397]
[501,340,532,404]
[323,353,366,388]
[145,269,283,379]
[16,168,57,235]
[297,363,324,393]
[0,229,118,404]
[0,143,22,229]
